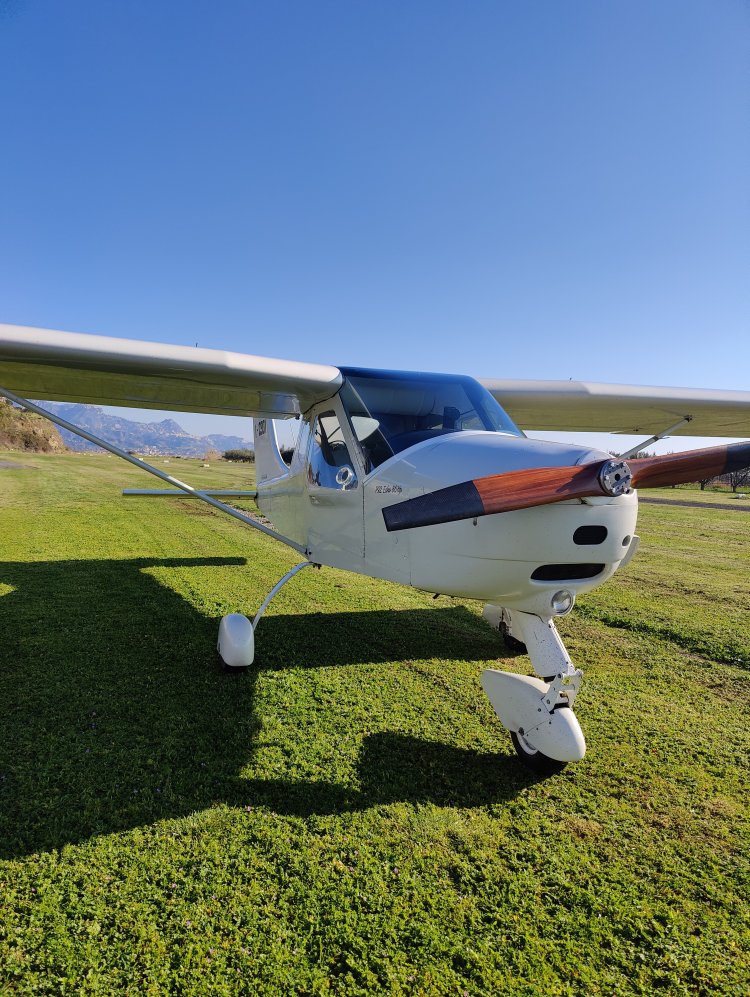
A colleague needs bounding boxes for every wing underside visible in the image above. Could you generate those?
[0,324,343,417]
[481,378,750,438]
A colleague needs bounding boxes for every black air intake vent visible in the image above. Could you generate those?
[531,564,605,581]
[573,525,608,545]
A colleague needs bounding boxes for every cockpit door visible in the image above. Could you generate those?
[304,400,365,569]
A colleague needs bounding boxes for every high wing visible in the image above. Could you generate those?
[481,378,750,438]
[0,323,342,417]
[1,323,749,436]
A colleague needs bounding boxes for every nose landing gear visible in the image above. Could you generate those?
[481,609,585,773]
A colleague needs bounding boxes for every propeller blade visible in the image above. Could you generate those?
[382,461,618,531]
[628,441,750,489]
[382,441,750,532]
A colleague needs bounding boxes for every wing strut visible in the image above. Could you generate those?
[0,386,306,555]
[618,417,693,459]
[123,489,257,498]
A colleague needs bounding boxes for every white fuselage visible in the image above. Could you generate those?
[257,392,639,616]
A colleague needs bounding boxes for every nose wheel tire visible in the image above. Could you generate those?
[510,730,568,776]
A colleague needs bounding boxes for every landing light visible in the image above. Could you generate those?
[551,590,575,616]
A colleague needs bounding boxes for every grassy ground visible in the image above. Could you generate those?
[0,453,748,996]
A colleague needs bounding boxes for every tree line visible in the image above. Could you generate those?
[223,447,295,465]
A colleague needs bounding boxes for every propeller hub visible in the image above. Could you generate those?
[598,459,633,497]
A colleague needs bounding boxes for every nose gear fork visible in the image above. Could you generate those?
[510,610,583,705]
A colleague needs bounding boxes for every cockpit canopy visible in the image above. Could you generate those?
[339,367,523,471]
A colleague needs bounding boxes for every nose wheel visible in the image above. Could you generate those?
[511,726,569,775]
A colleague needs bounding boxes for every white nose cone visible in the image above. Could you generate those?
[217,613,255,669]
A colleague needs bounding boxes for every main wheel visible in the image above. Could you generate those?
[510,729,568,776]
[499,621,527,654]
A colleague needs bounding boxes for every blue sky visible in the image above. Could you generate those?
[1,1,747,451]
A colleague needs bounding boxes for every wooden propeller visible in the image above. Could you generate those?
[382,441,750,532]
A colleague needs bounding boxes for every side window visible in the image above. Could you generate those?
[290,418,312,472]
[307,411,357,489]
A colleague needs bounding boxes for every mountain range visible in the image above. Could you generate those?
[37,402,254,457]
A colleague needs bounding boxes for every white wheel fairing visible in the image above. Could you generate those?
[217,613,255,669]
[481,670,586,763]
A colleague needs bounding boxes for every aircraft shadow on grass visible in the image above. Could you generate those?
[0,557,535,859]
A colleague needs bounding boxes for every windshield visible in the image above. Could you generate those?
[339,367,522,470]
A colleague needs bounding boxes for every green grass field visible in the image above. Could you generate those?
[1,453,748,996]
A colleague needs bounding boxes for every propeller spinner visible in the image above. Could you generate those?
[382,441,750,532]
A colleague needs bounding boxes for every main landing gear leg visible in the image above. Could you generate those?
[217,561,316,670]
[481,610,585,774]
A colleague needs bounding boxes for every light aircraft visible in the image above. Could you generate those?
[1,323,749,774]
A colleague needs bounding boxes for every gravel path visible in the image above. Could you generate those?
[640,496,750,512]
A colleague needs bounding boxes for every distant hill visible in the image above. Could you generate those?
[35,402,254,458]
[0,398,66,452]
